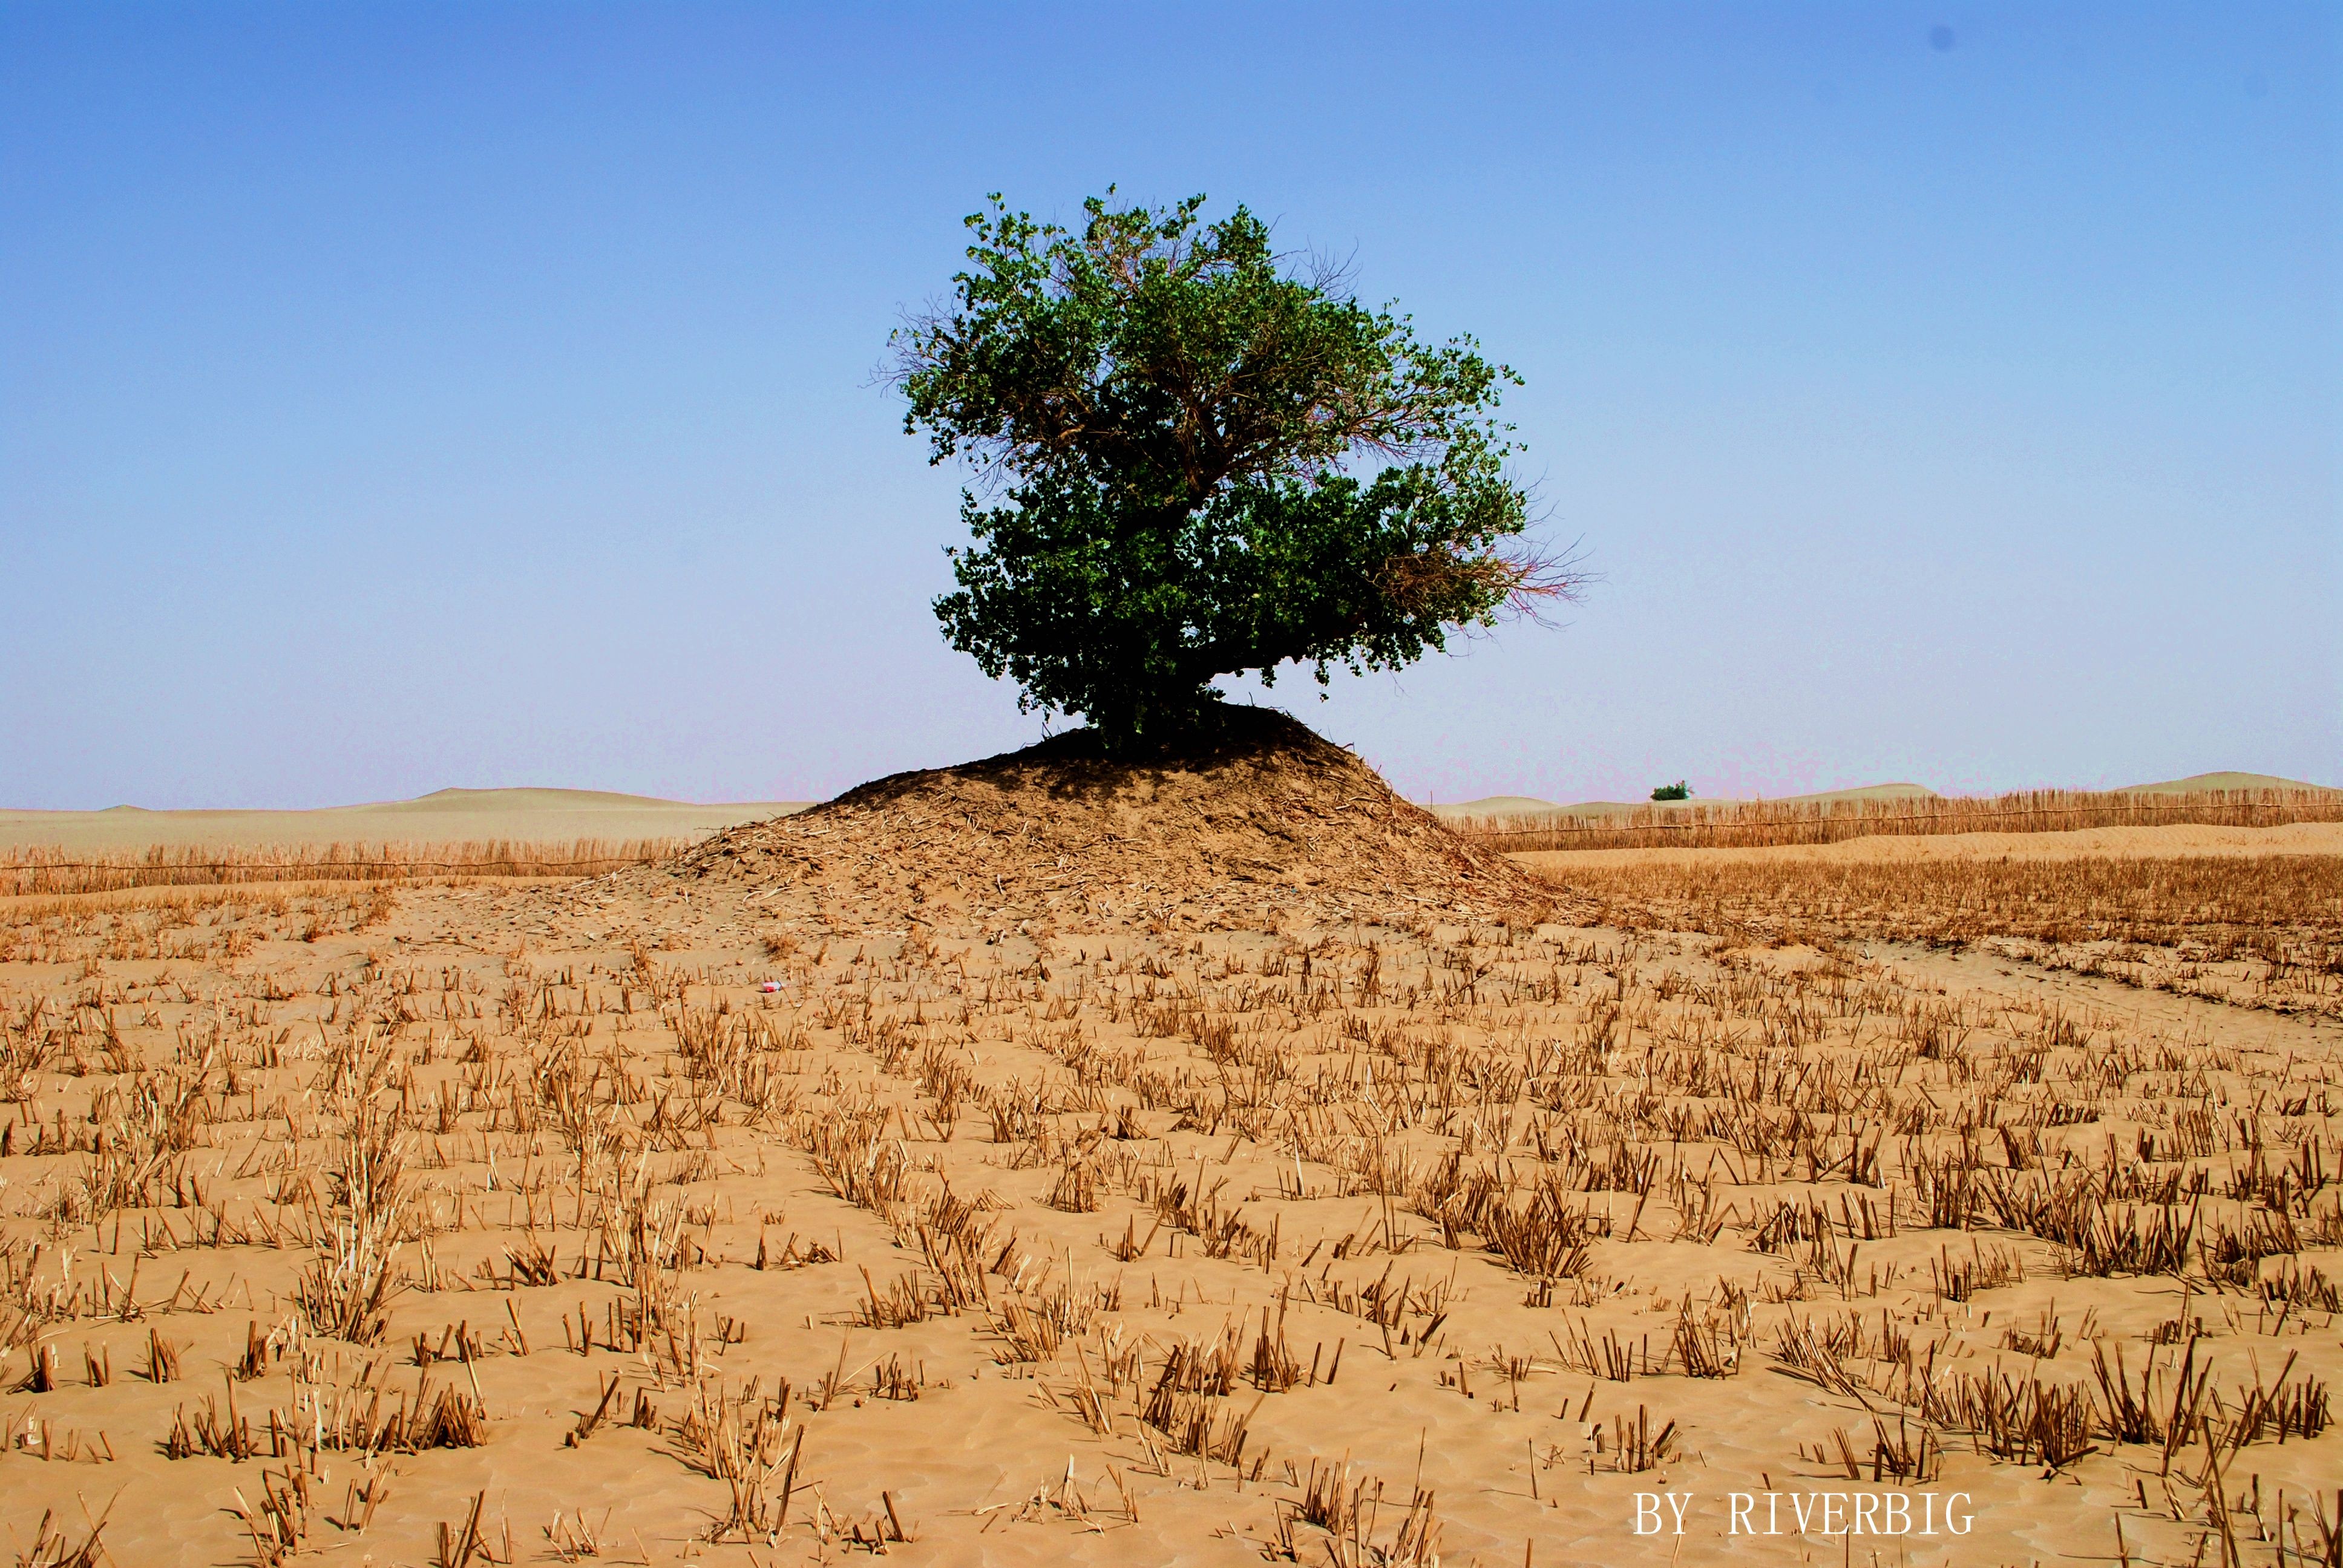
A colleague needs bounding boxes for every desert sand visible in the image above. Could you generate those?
[1,725,2336,1567]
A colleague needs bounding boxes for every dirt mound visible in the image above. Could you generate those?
[661,707,1550,932]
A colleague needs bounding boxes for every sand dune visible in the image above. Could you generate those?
[2121,769,2339,794]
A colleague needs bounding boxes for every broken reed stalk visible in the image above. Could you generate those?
[434,1491,485,1568]
[10,1500,114,1568]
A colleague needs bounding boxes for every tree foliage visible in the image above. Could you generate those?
[891,191,1574,748]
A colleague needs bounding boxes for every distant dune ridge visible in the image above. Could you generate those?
[0,785,813,852]
[2120,770,2338,794]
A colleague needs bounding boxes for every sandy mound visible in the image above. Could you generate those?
[661,707,1549,930]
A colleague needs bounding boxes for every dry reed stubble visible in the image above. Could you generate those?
[0,844,2338,1566]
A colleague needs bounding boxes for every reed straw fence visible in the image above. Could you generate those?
[0,837,692,897]
[1456,787,2343,854]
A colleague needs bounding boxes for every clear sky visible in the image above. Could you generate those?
[3,3,2335,809]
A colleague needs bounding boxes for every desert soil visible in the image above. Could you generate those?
[1,736,2336,1568]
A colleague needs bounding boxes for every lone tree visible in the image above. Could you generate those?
[891,191,1576,750]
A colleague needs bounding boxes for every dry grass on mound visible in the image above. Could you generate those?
[661,708,1550,932]
[1464,786,2343,852]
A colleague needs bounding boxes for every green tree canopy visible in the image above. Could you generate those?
[891,191,1575,750]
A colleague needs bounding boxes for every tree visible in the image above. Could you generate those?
[891,191,1576,750]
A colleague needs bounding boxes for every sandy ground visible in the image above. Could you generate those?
[0,886,2333,1556]
[1513,820,2343,872]
[0,782,2336,1567]
[0,788,810,852]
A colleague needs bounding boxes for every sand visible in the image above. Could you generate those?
[0,742,2336,1567]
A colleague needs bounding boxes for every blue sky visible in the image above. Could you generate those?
[2,3,2335,808]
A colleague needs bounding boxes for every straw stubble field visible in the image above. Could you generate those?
[0,805,2338,1566]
